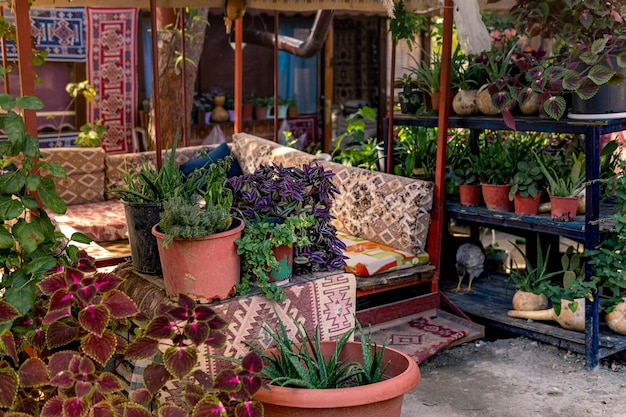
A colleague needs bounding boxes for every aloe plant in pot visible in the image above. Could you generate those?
[152,156,245,302]
[240,314,420,417]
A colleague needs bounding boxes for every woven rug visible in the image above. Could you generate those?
[86,7,137,153]
[1,6,86,61]
[371,316,468,364]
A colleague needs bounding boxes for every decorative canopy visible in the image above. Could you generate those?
[29,0,441,13]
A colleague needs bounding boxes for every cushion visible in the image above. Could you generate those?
[179,142,242,178]
[338,232,429,277]
[320,159,434,254]
[41,147,106,205]
[230,133,319,174]
[52,199,127,242]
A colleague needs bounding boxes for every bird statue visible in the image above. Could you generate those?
[455,243,485,292]
[224,0,246,35]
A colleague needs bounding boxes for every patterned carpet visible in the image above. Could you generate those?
[86,7,138,153]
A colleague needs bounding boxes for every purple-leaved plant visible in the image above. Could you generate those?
[227,163,347,274]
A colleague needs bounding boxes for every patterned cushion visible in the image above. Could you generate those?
[40,147,106,205]
[230,133,319,174]
[319,160,434,254]
[339,232,429,277]
[104,145,212,194]
[53,199,127,241]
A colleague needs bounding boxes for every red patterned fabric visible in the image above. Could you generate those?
[53,199,127,242]
[371,315,467,364]
[86,7,138,153]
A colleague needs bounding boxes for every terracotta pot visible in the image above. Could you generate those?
[513,191,542,215]
[242,102,254,121]
[550,196,578,222]
[288,106,298,118]
[452,89,478,115]
[512,290,549,311]
[255,106,268,120]
[254,341,420,417]
[458,184,481,207]
[430,91,441,111]
[481,183,513,212]
[151,218,245,303]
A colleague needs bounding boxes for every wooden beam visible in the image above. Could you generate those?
[234,18,243,134]
[14,0,37,135]
[323,24,333,154]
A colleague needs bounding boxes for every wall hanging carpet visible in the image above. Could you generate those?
[0,7,86,61]
[86,7,137,153]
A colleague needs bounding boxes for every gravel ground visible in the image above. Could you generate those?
[401,335,626,417]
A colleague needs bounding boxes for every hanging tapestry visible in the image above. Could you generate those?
[0,7,86,61]
[86,7,137,153]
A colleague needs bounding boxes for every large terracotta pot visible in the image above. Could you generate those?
[481,183,513,212]
[513,191,542,215]
[550,196,578,221]
[458,184,481,207]
[255,341,420,417]
[151,218,245,303]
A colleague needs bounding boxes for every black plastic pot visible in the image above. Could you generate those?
[571,57,626,115]
[123,201,163,275]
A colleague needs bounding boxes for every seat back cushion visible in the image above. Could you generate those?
[40,147,106,205]
[319,160,434,254]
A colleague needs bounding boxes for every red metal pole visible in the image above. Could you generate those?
[273,10,279,141]
[386,39,396,174]
[427,0,454,272]
[150,0,162,169]
[180,9,188,147]
[234,18,243,134]
[14,0,37,135]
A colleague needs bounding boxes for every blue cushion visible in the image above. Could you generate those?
[179,142,242,178]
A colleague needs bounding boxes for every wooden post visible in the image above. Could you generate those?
[14,0,37,135]
[234,18,243,134]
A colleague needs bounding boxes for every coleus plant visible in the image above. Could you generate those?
[227,163,347,277]
[0,252,264,417]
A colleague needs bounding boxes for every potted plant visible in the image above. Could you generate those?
[253,96,271,120]
[286,97,298,118]
[152,156,245,302]
[589,157,626,335]
[393,126,438,179]
[511,0,626,117]
[192,91,213,126]
[209,87,230,122]
[243,91,255,121]
[395,73,421,114]
[484,241,508,272]
[108,135,207,275]
[235,214,314,301]
[508,157,545,215]
[507,236,560,311]
[451,49,482,115]
[450,154,481,207]
[408,51,442,111]
[534,150,586,221]
[474,44,519,116]
[227,163,347,287]
[243,315,420,417]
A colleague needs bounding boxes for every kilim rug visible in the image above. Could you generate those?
[370,315,468,364]
[0,7,86,61]
[86,7,137,153]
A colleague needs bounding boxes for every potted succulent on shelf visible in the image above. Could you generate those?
[243,315,420,417]
[508,157,545,215]
[507,236,560,311]
[534,151,586,222]
[395,73,421,114]
[152,156,245,302]
[450,154,481,207]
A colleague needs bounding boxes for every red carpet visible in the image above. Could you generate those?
[86,7,137,153]
[371,315,468,364]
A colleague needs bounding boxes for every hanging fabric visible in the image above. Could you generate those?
[452,0,491,55]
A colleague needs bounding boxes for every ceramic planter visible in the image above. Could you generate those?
[254,341,420,417]
[151,218,245,303]
[513,191,542,215]
[550,196,578,221]
[269,243,293,284]
[507,298,585,332]
[481,183,513,212]
[123,201,163,275]
[512,290,549,311]
[458,184,481,207]
[605,297,626,335]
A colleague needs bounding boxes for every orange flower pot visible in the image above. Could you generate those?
[481,183,513,212]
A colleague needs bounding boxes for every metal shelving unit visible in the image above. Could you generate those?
[384,113,626,370]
